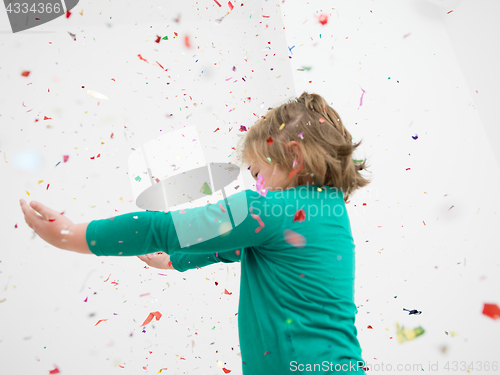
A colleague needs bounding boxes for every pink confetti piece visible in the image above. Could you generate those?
[256,174,268,197]
[283,229,306,248]
[220,204,227,213]
[249,207,265,233]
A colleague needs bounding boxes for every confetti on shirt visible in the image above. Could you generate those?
[249,207,265,233]
[293,209,306,223]
[319,118,325,123]
[283,229,306,248]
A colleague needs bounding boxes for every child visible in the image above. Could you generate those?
[21,91,371,374]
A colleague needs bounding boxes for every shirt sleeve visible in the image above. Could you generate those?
[170,249,241,272]
[86,189,285,257]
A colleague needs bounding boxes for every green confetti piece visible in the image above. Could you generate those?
[200,182,212,195]
[135,176,142,182]
[353,159,364,163]
[162,36,168,40]
[267,157,271,162]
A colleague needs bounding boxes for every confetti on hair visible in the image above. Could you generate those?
[482,303,500,319]
[293,209,306,223]
[292,160,298,169]
[298,132,304,139]
[319,118,325,123]
[279,123,286,130]
[267,136,273,145]
[283,229,306,248]
[140,311,162,327]
[249,207,265,233]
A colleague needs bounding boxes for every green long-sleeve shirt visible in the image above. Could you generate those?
[86,185,366,374]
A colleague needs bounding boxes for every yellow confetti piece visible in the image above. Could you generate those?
[25,190,30,196]
[279,123,285,130]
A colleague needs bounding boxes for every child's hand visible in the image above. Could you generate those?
[20,199,75,250]
[137,252,175,270]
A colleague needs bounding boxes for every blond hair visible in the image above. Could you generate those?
[236,91,372,202]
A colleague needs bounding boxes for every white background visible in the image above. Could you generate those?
[1,0,499,374]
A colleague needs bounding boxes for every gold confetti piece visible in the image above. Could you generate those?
[279,123,285,130]
[87,90,109,100]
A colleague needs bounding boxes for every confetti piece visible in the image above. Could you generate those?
[49,366,60,374]
[239,125,247,132]
[412,134,418,140]
[267,136,273,145]
[319,118,325,123]
[228,1,234,10]
[140,311,162,327]
[298,132,304,139]
[222,368,231,374]
[283,229,306,248]
[482,303,500,319]
[21,71,30,77]
[87,90,109,100]
[214,0,222,7]
[395,322,425,344]
[224,289,232,295]
[403,308,422,315]
[256,174,268,197]
[293,209,306,223]
[184,35,191,48]
[249,207,265,233]
[95,319,108,326]
[367,325,373,329]
[318,14,328,25]
[219,204,227,213]
[279,123,286,130]
[200,182,212,195]
[264,351,270,355]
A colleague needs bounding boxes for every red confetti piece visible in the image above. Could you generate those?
[267,136,273,145]
[138,54,148,63]
[167,261,173,268]
[44,116,52,120]
[318,14,328,25]
[184,35,191,48]
[220,204,227,213]
[104,274,111,282]
[283,229,306,248]
[214,127,220,132]
[264,351,270,355]
[21,71,30,77]
[224,289,232,295]
[293,209,306,223]
[215,281,219,286]
[49,366,60,374]
[174,32,178,38]
[214,0,222,6]
[228,1,234,10]
[235,249,241,256]
[447,10,454,14]
[367,325,373,329]
[222,368,231,374]
[140,311,162,327]
[95,319,108,326]
[483,303,500,319]
[300,274,305,277]
[319,118,325,123]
